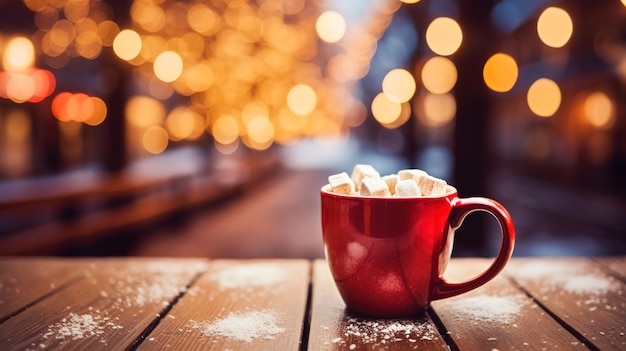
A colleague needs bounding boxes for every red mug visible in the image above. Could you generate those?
[321,184,515,318]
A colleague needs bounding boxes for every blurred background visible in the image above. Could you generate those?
[0,0,624,258]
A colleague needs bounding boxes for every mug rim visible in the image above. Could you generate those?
[321,184,458,200]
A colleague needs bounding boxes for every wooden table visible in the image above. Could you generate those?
[0,257,624,350]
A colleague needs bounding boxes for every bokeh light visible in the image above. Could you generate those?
[212,115,240,145]
[165,107,205,141]
[483,53,518,93]
[142,126,169,154]
[83,97,107,126]
[245,115,275,150]
[426,17,463,56]
[153,51,183,83]
[316,11,346,43]
[421,56,457,94]
[3,37,35,72]
[583,91,615,129]
[527,78,561,117]
[125,96,165,127]
[537,7,573,48]
[382,68,416,103]
[113,29,142,61]
[2,72,35,103]
[51,92,103,123]
[287,84,317,116]
[417,93,456,127]
[371,92,403,127]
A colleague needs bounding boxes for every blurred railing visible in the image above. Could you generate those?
[0,147,281,255]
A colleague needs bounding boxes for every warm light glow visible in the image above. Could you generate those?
[421,56,457,94]
[537,7,573,48]
[400,0,421,3]
[426,17,462,56]
[316,11,347,43]
[483,53,518,92]
[371,92,402,127]
[142,126,168,154]
[126,96,165,127]
[131,1,166,33]
[212,115,240,145]
[584,92,615,129]
[382,68,416,103]
[165,107,204,141]
[113,29,142,61]
[30,69,56,103]
[527,78,561,117]
[420,93,456,127]
[2,108,31,176]
[4,73,36,103]
[98,21,120,47]
[215,139,240,155]
[245,115,274,149]
[3,37,35,72]
[51,92,73,122]
[188,4,220,36]
[1,69,54,104]
[51,92,95,122]
[287,84,317,116]
[153,51,183,83]
[84,97,107,126]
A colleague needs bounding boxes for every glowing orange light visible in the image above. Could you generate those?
[52,92,74,121]
[0,69,56,103]
[537,7,573,48]
[30,69,56,102]
[51,92,98,122]
[426,17,463,56]
[113,29,142,61]
[583,92,615,129]
[3,37,35,72]
[382,68,416,103]
[527,78,561,117]
[153,51,183,83]
[84,97,107,126]
[316,11,346,43]
[6,73,36,103]
[483,53,518,92]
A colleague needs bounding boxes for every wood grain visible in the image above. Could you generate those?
[506,257,626,351]
[136,259,310,351]
[0,258,87,322]
[595,257,626,281]
[307,259,449,351]
[0,258,207,351]
[0,257,624,351]
[431,258,589,350]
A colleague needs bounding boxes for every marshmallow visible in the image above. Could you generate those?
[418,175,448,196]
[382,174,398,195]
[351,164,380,191]
[395,179,422,197]
[398,169,427,183]
[328,172,355,195]
[359,176,390,197]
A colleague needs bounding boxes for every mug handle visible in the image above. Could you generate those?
[431,197,515,300]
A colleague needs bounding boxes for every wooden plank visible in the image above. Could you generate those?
[307,259,449,351]
[506,257,626,351]
[0,258,207,351]
[0,258,88,322]
[136,259,310,351]
[594,257,626,280]
[430,258,589,350]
